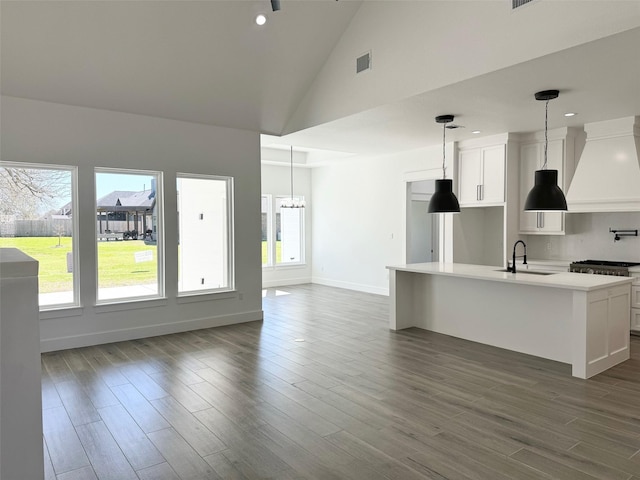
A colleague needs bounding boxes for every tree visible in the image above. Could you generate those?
[0,166,71,218]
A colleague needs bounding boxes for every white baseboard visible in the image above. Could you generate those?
[262,277,311,288]
[40,310,264,352]
[311,277,389,296]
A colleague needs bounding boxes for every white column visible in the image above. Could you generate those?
[0,248,44,480]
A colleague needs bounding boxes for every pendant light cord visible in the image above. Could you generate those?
[542,99,549,170]
[442,121,447,179]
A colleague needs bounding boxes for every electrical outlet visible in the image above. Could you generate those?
[546,242,552,251]
[239,293,244,300]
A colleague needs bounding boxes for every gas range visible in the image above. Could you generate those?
[569,260,640,276]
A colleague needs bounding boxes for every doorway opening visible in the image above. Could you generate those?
[406,180,439,263]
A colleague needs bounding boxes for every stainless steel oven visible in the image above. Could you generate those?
[569,260,640,276]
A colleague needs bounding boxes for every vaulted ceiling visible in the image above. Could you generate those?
[1,0,361,135]
[2,1,640,160]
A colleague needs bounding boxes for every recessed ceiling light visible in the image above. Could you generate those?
[472,130,481,134]
[564,112,577,117]
[255,14,267,25]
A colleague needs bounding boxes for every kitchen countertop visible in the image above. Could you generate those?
[526,258,571,266]
[387,262,633,292]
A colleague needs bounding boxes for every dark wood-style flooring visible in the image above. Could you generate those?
[41,284,640,479]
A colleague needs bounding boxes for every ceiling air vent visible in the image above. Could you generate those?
[512,0,535,9]
[356,52,371,74]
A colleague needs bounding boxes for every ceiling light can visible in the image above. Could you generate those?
[255,14,267,26]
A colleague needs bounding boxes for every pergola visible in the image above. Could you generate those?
[96,190,155,236]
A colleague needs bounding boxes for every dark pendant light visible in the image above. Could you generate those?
[524,90,567,211]
[428,115,460,213]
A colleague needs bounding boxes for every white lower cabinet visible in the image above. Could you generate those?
[631,285,640,308]
[632,282,640,332]
[632,309,640,332]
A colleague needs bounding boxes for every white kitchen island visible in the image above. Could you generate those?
[387,262,633,379]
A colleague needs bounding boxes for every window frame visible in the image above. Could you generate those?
[0,161,80,311]
[94,167,165,305]
[261,194,273,267]
[262,194,306,268]
[176,172,235,297]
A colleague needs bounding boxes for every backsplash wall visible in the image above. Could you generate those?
[526,212,640,262]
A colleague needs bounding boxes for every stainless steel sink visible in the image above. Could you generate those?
[495,269,555,276]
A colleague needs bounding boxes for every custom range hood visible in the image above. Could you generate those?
[567,116,640,212]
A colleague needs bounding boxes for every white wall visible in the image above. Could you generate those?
[311,144,452,295]
[526,212,640,262]
[453,207,504,267]
[1,96,263,352]
[261,163,312,287]
[287,1,640,132]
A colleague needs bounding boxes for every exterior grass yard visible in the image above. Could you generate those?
[0,236,73,293]
[262,240,282,265]
[3,236,285,294]
[96,240,157,289]
[0,236,157,292]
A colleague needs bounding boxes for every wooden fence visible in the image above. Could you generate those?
[0,219,73,237]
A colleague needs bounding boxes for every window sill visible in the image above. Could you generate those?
[176,290,237,304]
[40,306,84,320]
[262,263,307,270]
[94,297,168,313]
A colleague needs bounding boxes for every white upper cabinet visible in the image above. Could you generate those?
[458,144,505,207]
[518,128,580,235]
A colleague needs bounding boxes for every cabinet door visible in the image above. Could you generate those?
[519,143,539,232]
[458,148,482,205]
[481,145,505,203]
[632,308,640,331]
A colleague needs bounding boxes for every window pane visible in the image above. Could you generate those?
[95,170,161,302]
[276,196,304,264]
[0,164,77,308]
[177,175,233,294]
[261,195,270,266]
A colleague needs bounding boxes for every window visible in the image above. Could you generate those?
[95,168,163,302]
[177,174,234,294]
[262,194,305,266]
[261,195,271,266]
[0,162,78,308]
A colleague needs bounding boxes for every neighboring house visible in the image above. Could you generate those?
[95,189,156,236]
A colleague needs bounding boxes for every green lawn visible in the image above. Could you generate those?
[262,240,282,265]
[3,236,282,293]
[0,236,157,293]
[96,239,157,289]
[0,236,74,293]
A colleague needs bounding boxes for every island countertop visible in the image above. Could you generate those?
[386,262,633,292]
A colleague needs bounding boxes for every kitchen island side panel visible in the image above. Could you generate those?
[406,272,573,364]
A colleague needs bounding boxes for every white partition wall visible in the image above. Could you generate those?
[0,248,44,480]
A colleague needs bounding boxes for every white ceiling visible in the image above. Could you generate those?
[2,1,640,163]
[0,0,361,135]
[269,25,640,160]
